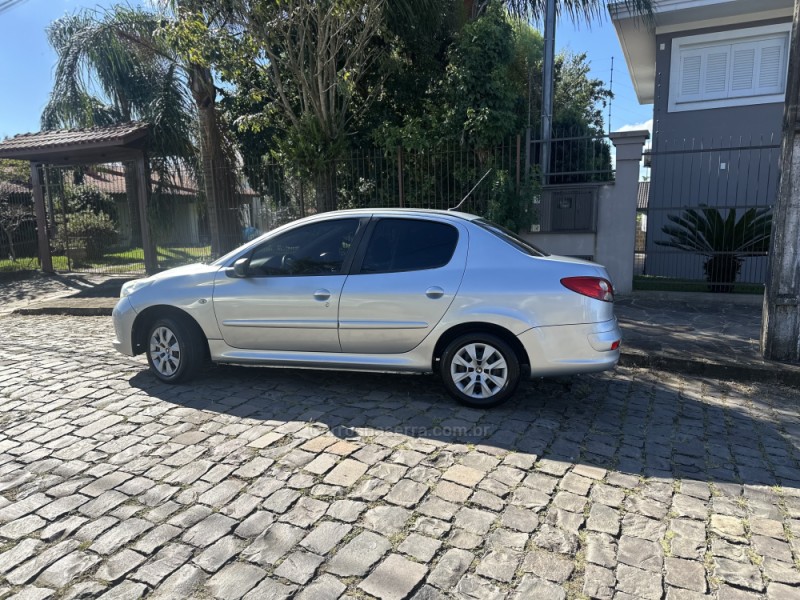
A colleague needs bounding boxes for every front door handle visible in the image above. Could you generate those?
[313,289,331,301]
[426,286,445,299]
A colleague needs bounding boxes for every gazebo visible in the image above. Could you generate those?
[0,123,157,273]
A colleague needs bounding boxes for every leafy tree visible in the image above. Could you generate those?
[42,6,196,248]
[657,207,772,293]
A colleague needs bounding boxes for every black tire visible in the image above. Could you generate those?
[145,316,204,384]
[440,333,520,408]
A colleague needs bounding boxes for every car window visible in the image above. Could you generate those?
[360,219,459,274]
[247,219,360,276]
[474,218,548,257]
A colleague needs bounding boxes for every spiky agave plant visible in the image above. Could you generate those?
[656,206,772,293]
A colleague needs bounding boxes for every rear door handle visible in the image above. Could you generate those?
[426,286,444,299]
[313,289,331,301]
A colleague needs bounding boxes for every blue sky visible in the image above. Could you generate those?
[0,0,654,140]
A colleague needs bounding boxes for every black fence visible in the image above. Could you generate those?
[0,131,616,275]
[637,136,779,293]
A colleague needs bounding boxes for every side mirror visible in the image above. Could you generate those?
[229,257,250,278]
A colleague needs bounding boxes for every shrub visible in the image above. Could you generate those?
[68,211,118,259]
[65,185,118,222]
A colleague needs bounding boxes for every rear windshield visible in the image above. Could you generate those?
[474,219,548,257]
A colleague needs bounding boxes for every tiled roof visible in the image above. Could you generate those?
[0,123,149,155]
[637,181,650,210]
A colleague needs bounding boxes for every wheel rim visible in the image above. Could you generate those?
[450,342,508,400]
[150,326,181,377]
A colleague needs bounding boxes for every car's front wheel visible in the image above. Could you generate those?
[440,333,520,408]
[146,316,203,383]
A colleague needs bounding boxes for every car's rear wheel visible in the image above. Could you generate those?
[440,333,520,408]
[146,316,203,383]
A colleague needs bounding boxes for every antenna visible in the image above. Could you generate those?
[449,169,492,212]
[608,56,614,134]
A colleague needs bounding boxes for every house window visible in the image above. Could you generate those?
[669,24,790,112]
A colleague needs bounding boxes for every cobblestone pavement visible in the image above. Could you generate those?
[1,315,800,600]
[0,274,114,313]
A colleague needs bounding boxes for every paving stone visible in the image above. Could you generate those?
[763,557,800,585]
[326,531,391,577]
[199,479,245,507]
[766,582,800,600]
[0,514,46,539]
[386,478,428,508]
[585,532,617,568]
[618,535,663,573]
[714,557,765,591]
[242,578,297,600]
[235,511,275,538]
[132,543,193,586]
[672,494,708,520]
[447,528,482,549]
[665,557,706,593]
[427,548,474,589]
[622,512,666,541]
[359,554,428,600]
[150,564,207,599]
[0,539,43,574]
[206,562,266,600]
[293,574,345,600]
[710,514,747,543]
[532,524,579,554]
[323,459,368,487]
[6,586,56,600]
[475,548,520,582]
[363,505,412,535]
[399,532,442,562]
[168,505,212,528]
[78,491,128,518]
[454,507,496,535]
[37,494,88,520]
[280,496,328,528]
[442,464,484,487]
[300,521,351,555]
[81,472,132,497]
[6,540,80,585]
[521,550,575,583]
[434,481,471,503]
[183,513,236,548]
[587,503,621,535]
[560,472,592,495]
[752,534,794,563]
[512,575,566,600]
[133,523,181,554]
[501,505,538,532]
[616,563,663,600]
[36,551,101,588]
[274,550,324,584]
[193,535,243,572]
[303,454,338,475]
[583,564,615,600]
[95,549,147,582]
[242,523,305,566]
[96,581,147,600]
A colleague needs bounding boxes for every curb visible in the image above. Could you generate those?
[619,351,800,388]
[12,307,113,317]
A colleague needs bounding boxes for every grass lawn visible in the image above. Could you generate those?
[633,275,764,294]
[0,246,210,274]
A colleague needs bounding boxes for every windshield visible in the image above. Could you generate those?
[474,219,548,257]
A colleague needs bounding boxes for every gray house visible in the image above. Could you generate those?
[611,0,792,286]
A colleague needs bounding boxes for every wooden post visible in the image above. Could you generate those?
[29,163,53,273]
[135,153,158,275]
[761,0,800,362]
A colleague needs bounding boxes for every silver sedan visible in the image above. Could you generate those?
[112,209,621,407]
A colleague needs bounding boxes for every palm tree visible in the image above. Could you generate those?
[657,207,773,293]
[42,7,196,248]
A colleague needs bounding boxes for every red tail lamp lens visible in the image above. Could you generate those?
[560,277,614,302]
[611,340,620,351]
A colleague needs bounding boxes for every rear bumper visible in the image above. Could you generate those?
[112,297,137,356]
[517,318,621,378]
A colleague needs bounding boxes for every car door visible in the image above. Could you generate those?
[338,216,468,354]
[213,217,364,352]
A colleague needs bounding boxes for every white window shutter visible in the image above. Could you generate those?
[704,50,729,96]
[758,42,784,92]
[680,53,702,98]
[731,47,755,92]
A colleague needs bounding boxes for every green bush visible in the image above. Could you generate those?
[65,185,118,222]
[68,211,118,259]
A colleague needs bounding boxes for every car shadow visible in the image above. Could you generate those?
[128,363,800,493]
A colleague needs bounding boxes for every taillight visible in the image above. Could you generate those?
[560,276,614,302]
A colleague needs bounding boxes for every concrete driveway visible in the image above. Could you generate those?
[0,315,799,599]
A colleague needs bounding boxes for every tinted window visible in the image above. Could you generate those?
[361,219,458,273]
[248,219,359,276]
[474,219,548,256]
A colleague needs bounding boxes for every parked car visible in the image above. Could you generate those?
[113,209,621,407]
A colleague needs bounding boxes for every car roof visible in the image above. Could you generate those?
[302,208,480,222]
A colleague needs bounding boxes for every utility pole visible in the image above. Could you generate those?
[761,0,800,362]
[540,0,556,186]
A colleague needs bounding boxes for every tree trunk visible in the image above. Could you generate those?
[189,64,240,257]
[123,163,142,248]
[315,161,338,213]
